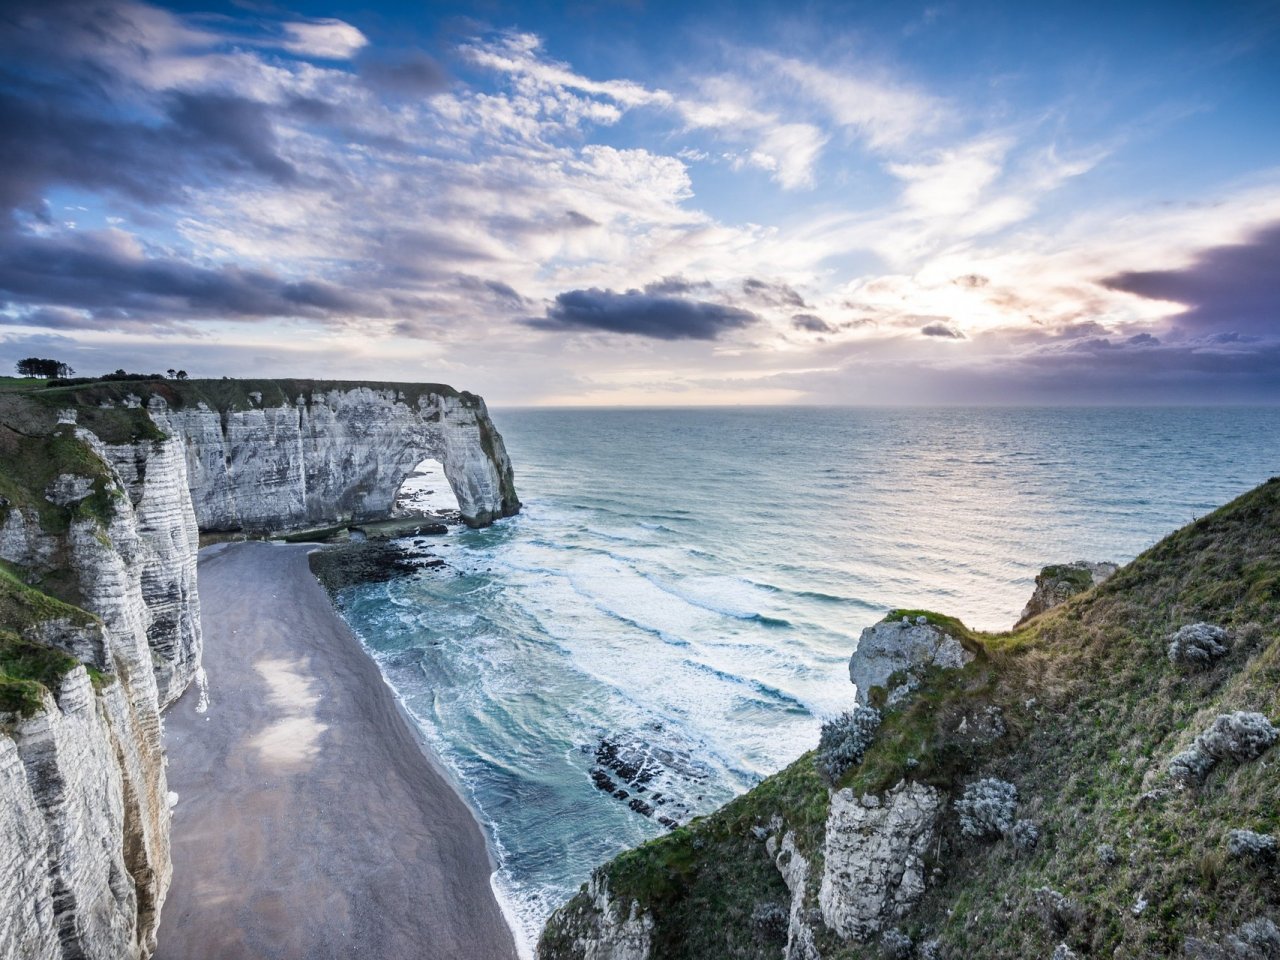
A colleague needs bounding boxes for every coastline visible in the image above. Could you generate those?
[156,540,519,960]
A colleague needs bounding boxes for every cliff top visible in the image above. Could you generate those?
[0,375,481,444]
[542,476,1280,959]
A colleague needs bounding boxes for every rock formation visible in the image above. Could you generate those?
[848,614,973,705]
[0,378,518,960]
[1016,560,1116,625]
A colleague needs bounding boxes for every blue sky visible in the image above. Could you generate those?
[1,0,1278,403]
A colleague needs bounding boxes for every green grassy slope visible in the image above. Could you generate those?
[541,477,1280,960]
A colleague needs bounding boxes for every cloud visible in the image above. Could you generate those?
[921,321,965,338]
[1101,221,1280,336]
[529,288,759,340]
[742,278,808,308]
[280,19,368,60]
[360,53,450,95]
[792,313,835,333]
[0,229,382,322]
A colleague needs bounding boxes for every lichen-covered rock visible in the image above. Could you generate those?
[955,777,1018,839]
[1017,561,1116,625]
[849,616,973,705]
[1168,623,1232,668]
[819,780,944,941]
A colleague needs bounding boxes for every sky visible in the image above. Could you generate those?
[1,0,1278,405]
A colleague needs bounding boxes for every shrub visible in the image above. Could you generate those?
[815,706,881,785]
[1051,945,1079,960]
[1167,623,1231,668]
[1032,887,1080,937]
[955,777,1018,839]
[1226,829,1277,862]
[1169,712,1278,786]
[1011,819,1041,854]
[880,928,913,959]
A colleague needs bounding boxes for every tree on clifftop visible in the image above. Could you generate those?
[15,357,75,379]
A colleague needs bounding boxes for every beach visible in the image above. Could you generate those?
[155,540,518,960]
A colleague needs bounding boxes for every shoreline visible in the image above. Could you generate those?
[156,540,519,960]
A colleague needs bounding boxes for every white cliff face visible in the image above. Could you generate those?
[818,781,943,942]
[1,380,516,959]
[767,831,822,960]
[849,617,973,704]
[162,387,519,531]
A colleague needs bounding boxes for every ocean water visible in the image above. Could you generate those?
[336,406,1280,952]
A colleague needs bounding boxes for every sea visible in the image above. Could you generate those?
[334,406,1280,953]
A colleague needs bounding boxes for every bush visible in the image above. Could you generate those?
[955,777,1018,839]
[1226,829,1277,862]
[1167,623,1231,668]
[1032,887,1080,937]
[815,706,881,785]
[880,928,913,959]
[1170,712,1278,786]
[1011,819,1041,854]
[1051,946,1079,960]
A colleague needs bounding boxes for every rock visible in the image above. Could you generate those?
[818,780,944,941]
[540,873,653,960]
[1017,561,1117,626]
[769,831,822,960]
[849,616,974,705]
[1167,623,1232,668]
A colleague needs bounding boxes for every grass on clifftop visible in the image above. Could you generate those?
[541,477,1280,960]
[0,424,123,537]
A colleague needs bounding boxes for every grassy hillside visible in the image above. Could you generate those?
[541,477,1280,959]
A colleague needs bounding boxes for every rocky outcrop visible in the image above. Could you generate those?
[849,615,973,704]
[1017,561,1116,625]
[537,873,654,960]
[0,378,518,960]
[159,384,519,530]
[818,782,943,942]
[767,831,821,960]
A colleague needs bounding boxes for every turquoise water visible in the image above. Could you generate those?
[336,406,1279,951]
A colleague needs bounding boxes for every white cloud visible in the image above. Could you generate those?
[280,20,368,60]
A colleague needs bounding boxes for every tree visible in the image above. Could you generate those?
[167,368,176,379]
[15,357,74,379]
[175,370,188,380]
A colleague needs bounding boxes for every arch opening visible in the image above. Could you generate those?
[392,457,462,520]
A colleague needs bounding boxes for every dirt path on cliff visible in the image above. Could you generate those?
[155,541,520,960]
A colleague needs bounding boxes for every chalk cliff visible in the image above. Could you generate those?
[0,377,518,960]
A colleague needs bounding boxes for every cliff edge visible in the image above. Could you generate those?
[0,375,519,960]
[539,478,1280,960]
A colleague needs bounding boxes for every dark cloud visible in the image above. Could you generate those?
[792,313,835,333]
[643,276,714,297]
[166,92,296,184]
[742,278,808,309]
[0,229,381,322]
[361,52,449,95]
[921,321,965,339]
[1101,222,1280,335]
[528,288,759,340]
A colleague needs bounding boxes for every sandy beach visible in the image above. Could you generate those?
[155,541,519,960]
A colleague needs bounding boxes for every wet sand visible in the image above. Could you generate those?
[156,541,519,960]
